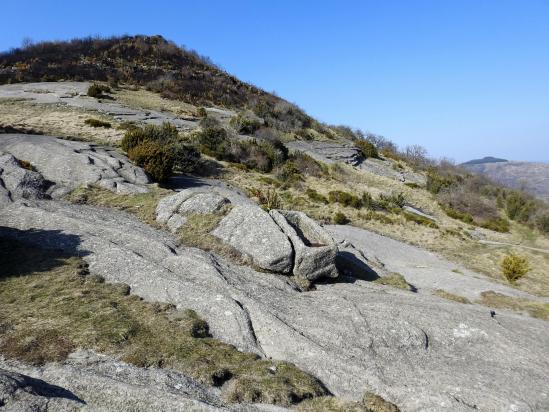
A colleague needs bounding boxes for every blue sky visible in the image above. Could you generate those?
[1,1,548,162]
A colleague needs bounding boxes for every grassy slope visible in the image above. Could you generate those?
[0,236,327,406]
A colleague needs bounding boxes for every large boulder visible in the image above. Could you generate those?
[212,205,293,273]
[270,210,338,280]
[156,189,230,232]
[0,134,150,197]
[0,152,50,205]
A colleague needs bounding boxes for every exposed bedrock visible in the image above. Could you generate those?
[1,199,548,411]
[0,134,150,197]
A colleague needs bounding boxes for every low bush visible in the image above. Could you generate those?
[196,107,207,117]
[172,143,201,173]
[442,205,474,224]
[289,151,323,177]
[501,253,530,283]
[505,191,536,223]
[404,182,420,189]
[426,169,457,194]
[481,217,510,233]
[87,83,110,98]
[536,212,549,234]
[230,110,263,135]
[84,118,111,128]
[306,189,328,204]
[333,212,349,225]
[402,212,439,228]
[328,190,362,208]
[127,141,174,181]
[249,187,281,210]
[121,122,178,152]
[378,192,406,210]
[355,139,379,159]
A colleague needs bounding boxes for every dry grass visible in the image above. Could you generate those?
[115,87,198,118]
[66,185,170,225]
[0,236,327,406]
[432,289,471,304]
[177,210,249,265]
[373,273,414,291]
[477,291,549,320]
[0,98,123,143]
[295,392,400,412]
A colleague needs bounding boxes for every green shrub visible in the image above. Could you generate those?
[378,192,406,210]
[121,122,178,152]
[355,140,379,159]
[127,141,174,181]
[505,191,536,223]
[306,189,328,204]
[196,127,229,158]
[402,212,439,228]
[196,107,207,117]
[536,213,549,234]
[230,111,263,134]
[360,192,378,210]
[404,182,420,189]
[87,83,110,98]
[501,253,530,283]
[289,151,323,177]
[426,169,456,194]
[481,217,510,233]
[172,143,201,173]
[249,188,281,210]
[328,190,362,208]
[333,212,349,225]
[276,161,302,183]
[84,118,111,128]
[442,206,474,224]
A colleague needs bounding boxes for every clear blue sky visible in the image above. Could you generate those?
[1,0,548,162]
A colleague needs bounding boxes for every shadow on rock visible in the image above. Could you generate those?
[0,226,88,278]
[1,369,86,405]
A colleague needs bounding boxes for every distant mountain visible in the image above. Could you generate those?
[462,160,549,200]
[461,156,508,165]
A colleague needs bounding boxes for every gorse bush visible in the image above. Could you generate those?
[355,139,379,159]
[481,217,510,233]
[328,191,363,208]
[121,122,178,152]
[122,122,200,181]
[230,111,263,135]
[306,189,328,204]
[84,118,111,128]
[87,83,110,98]
[501,253,530,283]
[333,212,349,225]
[128,141,174,181]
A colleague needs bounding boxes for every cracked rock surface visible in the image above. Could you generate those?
[0,351,288,411]
[0,134,150,197]
[1,197,548,411]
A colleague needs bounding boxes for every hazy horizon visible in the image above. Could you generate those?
[2,1,548,163]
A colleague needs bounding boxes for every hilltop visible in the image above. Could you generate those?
[461,156,508,165]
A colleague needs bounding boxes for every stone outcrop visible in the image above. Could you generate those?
[212,204,294,273]
[0,153,50,205]
[286,140,362,165]
[156,189,230,232]
[270,210,338,280]
[0,134,150,197]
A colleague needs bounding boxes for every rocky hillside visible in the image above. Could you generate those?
[462,159,549,200]
[1,36,549,411]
